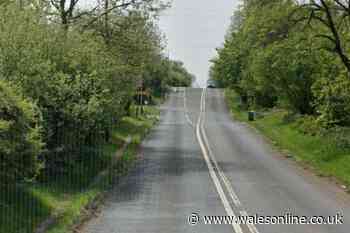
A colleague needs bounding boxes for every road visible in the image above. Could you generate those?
[84,88,350,233]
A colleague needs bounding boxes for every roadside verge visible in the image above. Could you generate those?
[224,89,350,191]
[33,106,160,233]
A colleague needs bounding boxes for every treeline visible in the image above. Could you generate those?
[0,0,194,184]
[211,0,350,129]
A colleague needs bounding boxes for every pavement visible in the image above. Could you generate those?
[83,88,350,233]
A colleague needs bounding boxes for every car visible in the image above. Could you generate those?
[207,80,217,88]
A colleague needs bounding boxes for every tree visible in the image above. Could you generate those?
[295,0,350,75]
[0,3,130,172]
[0,0,178,178]
[210,0,322,112]
[0,80,43,183]
[211,0,350,127]
[47,0,167,30]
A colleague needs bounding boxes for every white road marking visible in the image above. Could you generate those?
[201,88,241,206]
[199,88,261,233]
[196,88,243,233]
[201,125,242,207]
[183,88,194,127]
[240,211,260,233]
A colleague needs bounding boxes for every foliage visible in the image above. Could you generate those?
[0,1,198,232]
[226,92,350,186]
[0,80,43,183]
[0,5,126,171]
[295,0,350,73]
[211,0,350,127]
[0,1,191,177]
[313,72,350,127]
[144,57,194,97]
[294,115,321,136]
[165,60,194,87]
[0,1,189,231]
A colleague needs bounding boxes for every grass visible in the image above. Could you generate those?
[225,89,350,187]
[0,105,159,233]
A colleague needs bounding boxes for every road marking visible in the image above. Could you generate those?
[200,88,241,207]
[240,211,260,233]
[183,88,194,127]
[201,125,242,207]
[198,88,260,233]
[196,88,243,233]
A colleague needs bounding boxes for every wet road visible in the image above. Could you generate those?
[84,88,350,233]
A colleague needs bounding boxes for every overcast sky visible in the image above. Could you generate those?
[159,0,239,87]
[82,0,239,87]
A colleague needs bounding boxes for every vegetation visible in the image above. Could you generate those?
[144,59,194,97]
[0,106,159,233]
[211,0,350,124]
[213,0,350,187]
[0,0,193,232]
[0,80,43,183]
[226,89,350,186]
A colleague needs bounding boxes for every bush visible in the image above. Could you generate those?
[321,126,350,151]
[0,5,132,173]
[313,73,350,127]
[0,80,43,183]
[294,115,320,136]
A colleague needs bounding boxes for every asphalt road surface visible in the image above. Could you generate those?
[83,88,350,233]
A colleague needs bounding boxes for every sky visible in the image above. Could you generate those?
[82,0,239,87]
[158,0,239,87]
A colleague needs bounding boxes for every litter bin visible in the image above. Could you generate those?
[248,111,255,121]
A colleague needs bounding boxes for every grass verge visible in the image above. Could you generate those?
[0,106,159,233]
[225,89,350,187]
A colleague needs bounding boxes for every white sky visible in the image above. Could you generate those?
[81,0,240,87]
[158,0,239,87]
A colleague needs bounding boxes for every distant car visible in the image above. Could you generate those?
[207,80,217,88]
